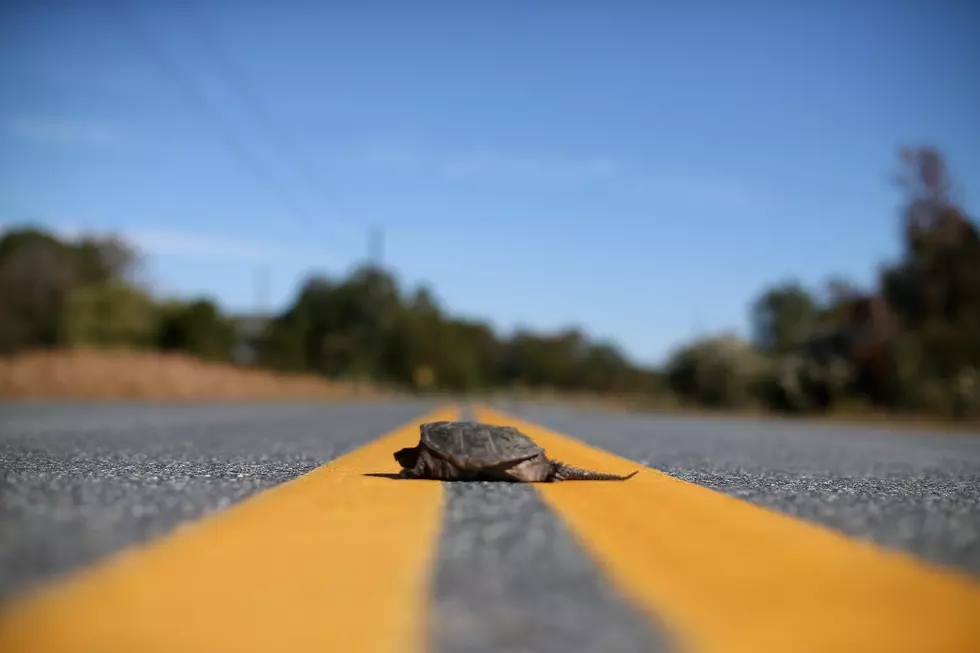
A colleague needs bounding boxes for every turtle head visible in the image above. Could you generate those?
[394,444,421,469]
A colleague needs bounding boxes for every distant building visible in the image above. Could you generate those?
[231,313,274,365]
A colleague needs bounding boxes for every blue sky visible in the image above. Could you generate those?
[1,1,977,366]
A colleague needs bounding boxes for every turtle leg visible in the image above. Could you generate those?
[415,447,463,480]
[501,454,554,483]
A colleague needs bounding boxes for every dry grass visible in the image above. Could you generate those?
[4,351,975,435]
[0,349,389,402]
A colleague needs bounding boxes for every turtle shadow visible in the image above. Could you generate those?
[363,472,533,484]
[361,472,521,483]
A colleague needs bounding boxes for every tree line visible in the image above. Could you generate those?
[1,147,977,419]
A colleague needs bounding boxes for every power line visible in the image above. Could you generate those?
[108,0,323,237]
[254,264,270,314]
[175,0,338,216]
[367,224,387,381]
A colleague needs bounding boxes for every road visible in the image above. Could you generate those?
[1,400,979,652]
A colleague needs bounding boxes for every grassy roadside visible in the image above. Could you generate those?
[0,349,395,403]
[2,351,977,436]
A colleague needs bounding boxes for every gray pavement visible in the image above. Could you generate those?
[0,401,441,601]
[431,481,670,653]
[424,408,673,652]
[3,399,979,652]
[430,405,671,652]
[499,402,980,578]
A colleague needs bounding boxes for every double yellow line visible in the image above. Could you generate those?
[1,404,979,653]
[0,405,458,653]
[475,407,980,653]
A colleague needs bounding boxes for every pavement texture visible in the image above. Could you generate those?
[431,481,669,653]
[500,402,980,578]
[3,399,980,652]
[426,408,671,652]
[0,401,441,600]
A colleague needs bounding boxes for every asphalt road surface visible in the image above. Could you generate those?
[2,400,979,652]
[0,401,444,600]
[506,403,980,578]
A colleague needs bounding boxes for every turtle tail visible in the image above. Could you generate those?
[549,460,639,481]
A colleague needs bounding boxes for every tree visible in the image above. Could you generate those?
[0,226,154,354]
[73,234,142,286]
[64,280,156,348]
[156,299,235,362]
[750,281,819,355]
[880,147,980,404]
[0,230,77,353]
[665,334,769,408]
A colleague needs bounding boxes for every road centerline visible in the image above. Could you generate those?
[474,405,980,653]
[429,481,671,653]
[0,404,459,653]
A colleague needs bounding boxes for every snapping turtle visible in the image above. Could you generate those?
[394,421,639,482]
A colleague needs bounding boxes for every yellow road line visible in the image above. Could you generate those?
[475,406,980,653]
[0,405,458,653]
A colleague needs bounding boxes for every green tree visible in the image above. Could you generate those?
[0,229,76,353]
[751,281,819,355]
[64,280,156,348]
[0,226,154,354]
[665,334,770,409]
[876,147,980,414]
[156,299,235,362]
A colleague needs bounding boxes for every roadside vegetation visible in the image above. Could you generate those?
[1,147,978,424]
[0,349,382,401]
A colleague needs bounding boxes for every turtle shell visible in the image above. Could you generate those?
[419,420,544,471]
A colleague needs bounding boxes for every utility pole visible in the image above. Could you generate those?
[368,225,386,383]
[254,264,270,315]
[241,264,270,365]
[369,224,385,268]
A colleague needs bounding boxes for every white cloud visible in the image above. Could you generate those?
[4,118,132,146]
[361,145,618,185]
[39,222,327,264]
[124,227,291,263]
[359,143,758,208]
[439,153,619,184]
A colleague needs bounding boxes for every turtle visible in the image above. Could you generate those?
[393,420,639,482]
